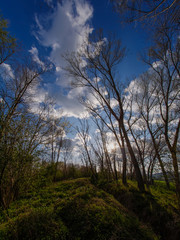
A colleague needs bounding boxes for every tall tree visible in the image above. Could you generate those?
[64,31,145,191]
[132,72,170,189]
[145,22,180,204]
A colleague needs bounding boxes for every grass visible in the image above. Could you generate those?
[150,180,178,209]
[0,178,159,240]
[96,179,180,240]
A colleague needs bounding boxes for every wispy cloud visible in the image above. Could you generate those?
[29,46,45,68]
[0,63,14,79]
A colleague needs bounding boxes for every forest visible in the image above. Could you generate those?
[0,0,179,239]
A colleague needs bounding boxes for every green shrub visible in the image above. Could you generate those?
[0,208,69,240]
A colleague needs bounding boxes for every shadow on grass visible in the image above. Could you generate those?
[96,180,180,240]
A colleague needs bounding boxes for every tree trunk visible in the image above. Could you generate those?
[113,155,118,181]
[157,153,170,189]
[121,122,145,191]
[171,151,180,208]
[142,162,150,190]
[119,129,127,186]
[147,124,170,189]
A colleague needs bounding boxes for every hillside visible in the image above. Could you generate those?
[0,178,179,240]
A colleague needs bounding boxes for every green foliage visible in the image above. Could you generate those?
[0,178,158,240]
[1,177,179,239]
[150,181,177,208]
[0,13,16,64]
[97,179,180,239]
[0,208,69,240]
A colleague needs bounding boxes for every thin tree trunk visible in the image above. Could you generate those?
[119,129,127,186]
[172,151,180,208]
[146,123,170,189]
[121,122,145,191]
[113,155,118,181]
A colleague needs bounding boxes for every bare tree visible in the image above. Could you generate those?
[62,139,74,178]
[0,60,49,141]
[90,107,128,185]
[111,0,179,23]
[134,72,170,189]
[91,132,105,175]
[76,119,97,180]
[43,114,70,181]
[144,23,180,204]
[64,31,145,191]
[92,117,115,181]
[127,117,150,189]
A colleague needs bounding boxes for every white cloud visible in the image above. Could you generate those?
[29,46,45,68]
[27,82,48,104]
[58,90,89,118]
[110,98,118,108]
[35,0,93,81]
[34,0,94,118]
[0,63,14,79]
[152,60,162,69]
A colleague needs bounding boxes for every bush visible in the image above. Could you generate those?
[0,208,69,240]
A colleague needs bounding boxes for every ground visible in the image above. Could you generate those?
[0,178,179,240]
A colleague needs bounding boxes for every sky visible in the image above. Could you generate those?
[0,0,152,156]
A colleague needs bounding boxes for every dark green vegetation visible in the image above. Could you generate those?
[0,178,179,240]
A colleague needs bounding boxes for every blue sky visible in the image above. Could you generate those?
[1,0,151,120]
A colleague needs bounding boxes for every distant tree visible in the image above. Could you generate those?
[43,113,70,181]
[92,117,115,181]
[86,96,128,185]
[61,139,74,178]
[76,119,97,180]
[91,133,105,176]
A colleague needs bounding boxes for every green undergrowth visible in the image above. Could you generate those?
[97,179,180,240]
[0,178,158,240]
